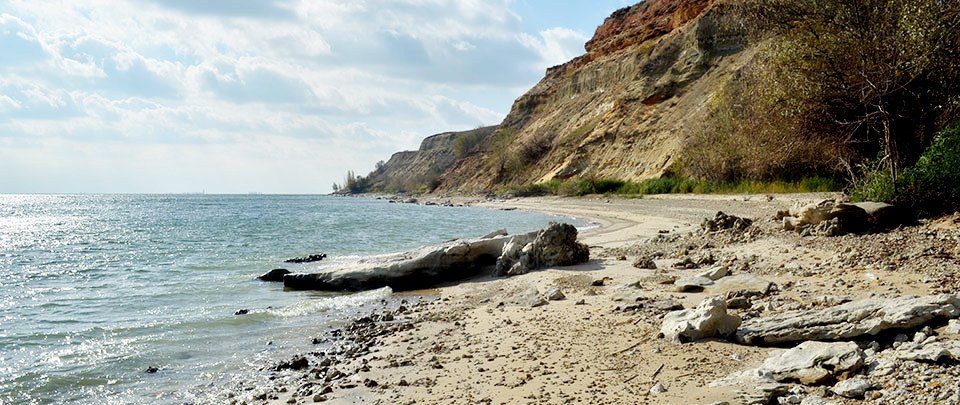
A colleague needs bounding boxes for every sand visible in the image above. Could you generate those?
[263,193,960,405]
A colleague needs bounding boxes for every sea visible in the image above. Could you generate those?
[0,194,582,404]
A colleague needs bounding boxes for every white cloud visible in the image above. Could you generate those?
[0,0,595,193]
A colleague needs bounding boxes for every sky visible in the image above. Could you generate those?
[0,0,632,194]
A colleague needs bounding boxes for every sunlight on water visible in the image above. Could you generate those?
[0,194,576,404]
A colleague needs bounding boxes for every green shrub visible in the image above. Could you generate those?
[896,125,960,214]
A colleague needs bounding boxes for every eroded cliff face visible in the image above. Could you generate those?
[366,0,752,194]
[365,126,496,193]
[432,0,752,193]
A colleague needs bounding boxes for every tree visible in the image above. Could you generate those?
[742,0,960,185]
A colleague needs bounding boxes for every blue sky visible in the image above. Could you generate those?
[0,0,632,193]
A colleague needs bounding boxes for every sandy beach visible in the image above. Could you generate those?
[261,194,960,405]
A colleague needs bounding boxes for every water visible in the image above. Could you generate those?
[0,195,579,404]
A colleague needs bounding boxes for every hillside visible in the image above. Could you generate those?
[360,0,752,194]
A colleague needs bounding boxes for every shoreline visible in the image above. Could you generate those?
[262,193,960,405]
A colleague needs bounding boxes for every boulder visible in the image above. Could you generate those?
[673,276,714,292]
[632,256,658,269]
[759,341,864,385]
[736,295,960,345]
[660,297,741,343]
[494,223,589,276]
[259,268,292,282]
[701,211,753,232]
[832,377,871,398]
[284,230,538,291]
[782,199,902,236]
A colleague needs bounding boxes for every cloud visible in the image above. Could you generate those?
[146,0,296,20]
[0,0,596,193]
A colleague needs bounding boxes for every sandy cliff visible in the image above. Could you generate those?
[368,0,755,194]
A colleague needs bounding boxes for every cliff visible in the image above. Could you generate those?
[368,0,753,194]
[365,126,496,193]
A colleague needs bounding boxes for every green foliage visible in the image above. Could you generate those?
[894,124,960,214]
[340,170,370,194]
[502,176,840,197]
[453,130,486,158]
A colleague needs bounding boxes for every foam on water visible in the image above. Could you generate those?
[0,195,579,404]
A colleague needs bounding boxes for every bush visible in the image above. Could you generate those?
[896,125,960,214]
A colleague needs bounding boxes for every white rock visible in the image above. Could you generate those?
[673,276,714,292]
[736,295,960,345]
[708,274,774,296]
[697,265,730,281]
[893,339,960,362]
[545,288,565,301]
[832,377,871,398]
[799,396,839,405]
[660,297,741,343]
[649,382,666,394]
[945,319,960,335]
[758,341,864,384]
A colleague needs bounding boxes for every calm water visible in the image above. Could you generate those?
[0,195,577,404]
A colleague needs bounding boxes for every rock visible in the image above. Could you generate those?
[781,200,871,236]
[258,268,291,282]
[850,201,910,229]
[800,396,838,405]
[735,295,960,345]
[495,223,590,277]
[285,253,327,264]
[574,299,586,305]
[710,274,774,297]
[945,319,960,335]
[480,229,508,239]
[632,256,657,269]
[673,276,714,292]
[274,356,310,371]
[892,339,960,362]
[832,377,871,398]
[660,297,741,343]
[545,288,566,301]
[759,341,864,384]
[312,394,328,402]
[234,309,250,315]
[284,229,535,291]
[649,382,666,394]
[513,288,548,308]
[591,277,611,287]
[701,211,753,232]
[144,366,160,374]
[697,265,730,281]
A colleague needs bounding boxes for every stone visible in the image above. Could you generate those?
[495,223,590,277]
[545,288,565,301]
[480,229,508,239]
[799,396,838,405]
[513,288,548,308]
[660,297,741,343]
[632,256,657,269]
[832,377,871,398]
[709,274,774,297]
[285,253,327,264]
[759,341,864,384]
[649,382,666,394]
[945,319,960,335]
[782,200,871,236]
[735,295,960,345]
[893,339,960,362]
[144,366,160,374]
[284,228,542,291]
[234,309,250,315]
[258,268,291,282]
[673,276,714,292]
[274,356,310,371]
[701,211,753,232]
[697,265,730,281]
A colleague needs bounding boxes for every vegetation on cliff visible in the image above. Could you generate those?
[341,0,960,213]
